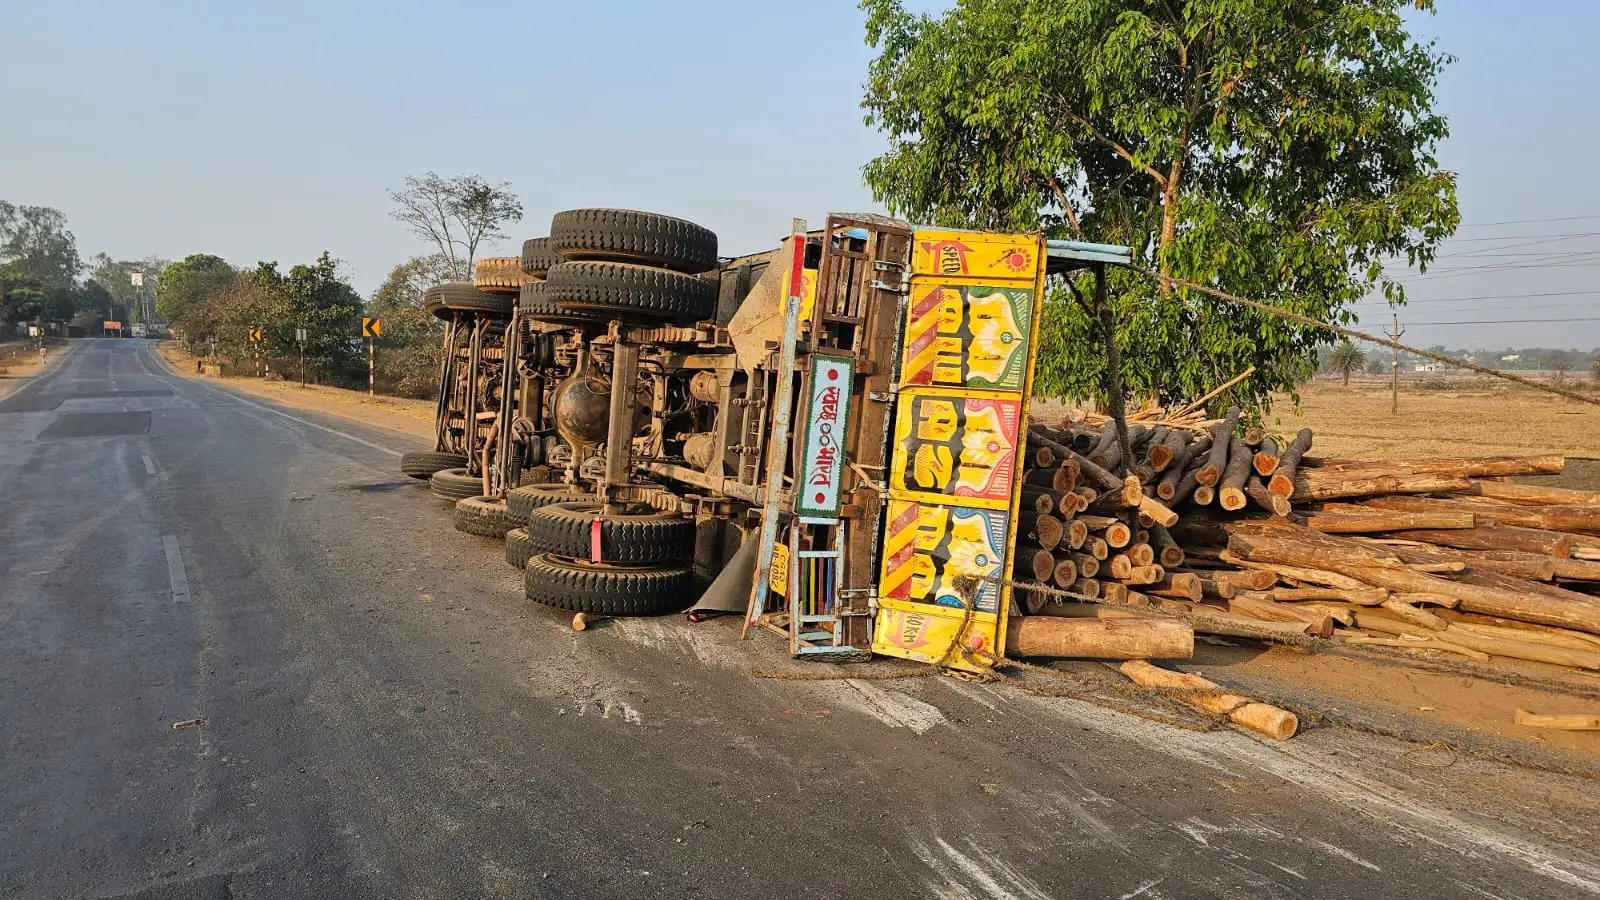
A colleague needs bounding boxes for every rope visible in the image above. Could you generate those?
[1139,269,1600,408]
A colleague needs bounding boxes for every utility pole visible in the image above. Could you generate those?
[1385,312,1405,415]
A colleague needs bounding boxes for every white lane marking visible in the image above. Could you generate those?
[149,349,402,456]
[162,534,191,603]
[142,453,157,475]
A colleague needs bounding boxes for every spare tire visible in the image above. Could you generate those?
[520,237,563,278]
[526,500,694,565]
[401,450,468,480]
[524,554,693,616]
[430,467,482,502]
[474,257,531,293]
[424,281,515,318]
[519,282,608,326]
[549,208,717,273]
[455,495,513,538]
[545,261,715,323]
[504,527,536,569]
[507,482,593,526]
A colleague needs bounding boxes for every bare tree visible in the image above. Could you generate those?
[388,172,522,278]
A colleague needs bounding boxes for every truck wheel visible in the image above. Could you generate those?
[526,501,694,565]
[430,467,482,502]
[504,527,536,569]
[424,281,515,318]
[473,257,530,293]
[524,554,693,616]
[545,261,715,323]
[549,208,717,273]
[455,496,513,538]
[519,282,608,326]
[520,237,563,278]
[507,483,593,526]
[401,450,468,479]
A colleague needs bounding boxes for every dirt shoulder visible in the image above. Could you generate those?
[156,341,434,442]
[0,340,67,399]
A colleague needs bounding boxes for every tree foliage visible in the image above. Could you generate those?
[368,254,456,397]
[860,0,1459,411]
[389,172,522,278]
[156,254,236,346]
[91,253,172,325]
[1,201,82,321]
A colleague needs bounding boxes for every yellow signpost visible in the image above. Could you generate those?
[872,229,1047,674]
[362,318,381,397]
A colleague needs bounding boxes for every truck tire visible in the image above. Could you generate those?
[525,501,694,565]
[545,261,716,323]
[424,281,515,318]
[524,554,693,616]
[506,483,593,526]
[401,450,468,479]
[454,495,513,538]
[430,467,482,502]
[549,208,717,273]
[474,257,530,293]
[519,282,608,326]
[504,527,536,569]
[520,237,563,278]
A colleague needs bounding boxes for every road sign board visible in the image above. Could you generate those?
[104,320,122,330]
[295,327,307,345]
[361,317,382,338]
[130,272,143,286]
[248,327,263,342]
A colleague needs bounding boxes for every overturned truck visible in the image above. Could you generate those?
[401,209,1141,672]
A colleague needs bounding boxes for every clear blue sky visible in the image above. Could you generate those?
[2,1,1597,350]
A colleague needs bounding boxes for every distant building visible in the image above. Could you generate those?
[1500,354,1521,362]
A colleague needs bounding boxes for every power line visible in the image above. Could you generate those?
[1352,316,1600,327]
[1456,213,1600,228]
[1351,288,1600,305]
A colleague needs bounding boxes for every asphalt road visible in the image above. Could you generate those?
[2,339,1597,900]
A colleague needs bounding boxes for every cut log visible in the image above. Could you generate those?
[1230,593,1334,636]
[1099,581,1127,604]
[1228,527,1600,634]
[1196,577,1236,601]
[1124,565,1165,586]
[1245,479,1291,517]
[1243,426,1265,447]
[1018,513,1065,552]
[1205,569,1277,592]
[1071,449,1127,494]
[1148,572,1203,602]
[1363,496,1600,536]
[1022,489,1057,515]
[1136,495,1180,529]
[1436,615,1600,653]
[1064,519,1089,550]
[1119,661,1297,740]
[1380,598,1448,631]
[1081,516,1132,548]
[1306,511,1476,533]
[1070,553,1101,579]
[1150,524,1185,568]
[1343,634,1491,663]
[1196,407,1239,487]
[1290,472,1472,502]
[1052,559,1078,589]
[1306,455,1564,478]
[1219,435,1254,511]
[1072,577,1101,598]
[1086,538,1109,561]
[1126,542,1156,568]
[1268,428,1314,497]
[1191,484,1215,506]
[1466,480,1600,507]
[1354,611,1600,670]
[1158,438,1208,499]
[1385,524,1571,558]
[1354,541,1558,582]
[1025,466,1079,492]
[1146,429,1178,472]
[1552,557,1600,581]
[1514,710,1600,731]
[1106,554,1133,580]
[1016,548,1055,582]
[1265,586,1387,606]
[1007,617,1193,660]
[1252,436,1281,477]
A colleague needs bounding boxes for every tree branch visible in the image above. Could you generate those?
[1047,176,1082,235]
[1056,102,1168,188]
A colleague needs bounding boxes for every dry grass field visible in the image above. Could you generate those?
[1269,375,1600,461]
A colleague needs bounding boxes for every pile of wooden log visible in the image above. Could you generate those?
[1013,412,1600,678]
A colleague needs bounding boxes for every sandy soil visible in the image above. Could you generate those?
[157,341,434,442]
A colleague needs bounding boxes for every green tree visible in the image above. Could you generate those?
[156,254,237,347]
[1327,339,1366,387]
[90,253,172,325]
[389,172,522,278]
[1366,355,1387,376]
[248,253,365,381]
[368,254,456,397]
[1542,350,1573,387]
[860,0,1458,411]
[1,201,82,320]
